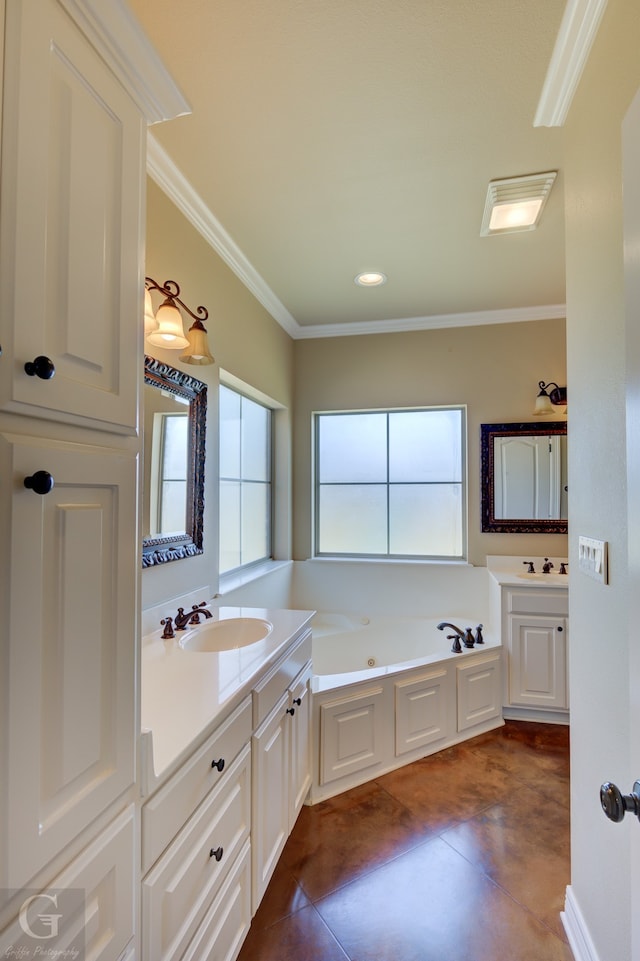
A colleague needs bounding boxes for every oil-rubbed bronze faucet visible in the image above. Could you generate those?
[174,602,213,630]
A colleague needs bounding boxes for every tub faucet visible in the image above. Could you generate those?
[437,622,475,648]
[174,602,213,631]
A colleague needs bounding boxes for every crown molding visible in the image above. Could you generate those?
[60,0,191,123]
[147,135,300,338]
[294,304,567,339]
[147,138,565,340]
[534,0,608,127]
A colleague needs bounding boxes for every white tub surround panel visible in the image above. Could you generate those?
[309,619,502,804]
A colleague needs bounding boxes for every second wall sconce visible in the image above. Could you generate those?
[144,277,215,366]
[533,380,567,415]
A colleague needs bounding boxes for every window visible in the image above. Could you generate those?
[219,384,272,574]
[150,410,189,535]
[314,407,466,559]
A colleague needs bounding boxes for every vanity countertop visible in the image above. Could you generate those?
[486,555,569,589]
[141,605,315,781]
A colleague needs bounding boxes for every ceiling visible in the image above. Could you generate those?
[129,0,568,337]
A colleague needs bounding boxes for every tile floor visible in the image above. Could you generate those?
[238,720,573,961]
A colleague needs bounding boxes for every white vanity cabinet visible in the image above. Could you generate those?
[141,698,253,961]
[251,631,312,911]
[0,0,185,954]
[502,588,569,717]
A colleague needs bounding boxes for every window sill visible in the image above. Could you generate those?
[218,559,293,596]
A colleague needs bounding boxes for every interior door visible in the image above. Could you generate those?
[622,83,640,961]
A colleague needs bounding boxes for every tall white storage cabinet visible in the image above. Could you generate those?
[0,1,186,956]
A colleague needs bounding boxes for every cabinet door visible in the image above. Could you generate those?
[288,670,312,827]
[457,654,502,731]
[0,432,137,889]
[0,0,143,432]
[395,668,453,755]
[509,615,567,709]
[252,692,289,910]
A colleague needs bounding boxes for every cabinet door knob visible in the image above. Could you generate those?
[211,757,225,772]
[24,355,56,380]
[600,780,640,823]
[292,697,302,706]
[286,707,296,716]
[209,846,224,862]
[557,626,563,632]
[24,470,54,495]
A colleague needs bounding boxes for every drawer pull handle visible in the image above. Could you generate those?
[286,707,296,716]
[25,355,55,380]
[211,757,225,772]
[210,846,224,862]
[292,697,302,706]
[24,470,55,495]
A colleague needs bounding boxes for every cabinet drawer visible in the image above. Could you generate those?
[142,744,251,961]
[253,630,312,727]
[142,698,251,873]
[181,840,251,961]
[507,589,568,616]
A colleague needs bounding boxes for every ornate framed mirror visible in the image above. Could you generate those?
[142,355,207,566]
[480,421,567,533]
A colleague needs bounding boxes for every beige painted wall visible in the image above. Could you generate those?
[142,180,295,609]
[562,1,640,957]
[293,319,567,566]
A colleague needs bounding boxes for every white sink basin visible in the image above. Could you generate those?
[178,617,273,652]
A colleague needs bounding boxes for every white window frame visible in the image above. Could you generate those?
[219,382,273,576]
[313,406,467,561]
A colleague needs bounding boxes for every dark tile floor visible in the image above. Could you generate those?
[238,721,573,961]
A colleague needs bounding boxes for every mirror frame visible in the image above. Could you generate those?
[480,421,567,534]
[142,354,207,567]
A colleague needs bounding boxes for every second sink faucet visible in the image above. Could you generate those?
[174,602,213,630]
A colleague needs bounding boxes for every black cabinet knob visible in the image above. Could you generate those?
[292,697,302,706]
[24,355,55,380]
[286,707,296,716]
[211,757,225,772]
[24,470,54,495]
[209,846,224,862]
[600,780,640,822]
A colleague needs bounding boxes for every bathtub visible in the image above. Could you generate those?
[308,612,503,803]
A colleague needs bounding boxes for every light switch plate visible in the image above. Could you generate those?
[578,535,608,584]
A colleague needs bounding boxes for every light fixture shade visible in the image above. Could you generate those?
[180,319,215,366]
[144,287,158,334]
[533,391,554,415]
[146,299,189,349]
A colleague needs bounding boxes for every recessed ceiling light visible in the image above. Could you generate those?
[480,172,557,236]
[354,271,387,287]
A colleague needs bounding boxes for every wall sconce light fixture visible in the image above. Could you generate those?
[533,380,567,415]
[144,277,215,366]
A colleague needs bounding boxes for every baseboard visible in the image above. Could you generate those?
[562,886,602,961]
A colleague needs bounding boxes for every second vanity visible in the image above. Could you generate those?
[139,605,314,961]
[488,556,569,723]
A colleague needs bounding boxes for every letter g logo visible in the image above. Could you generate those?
[19,892,63,939]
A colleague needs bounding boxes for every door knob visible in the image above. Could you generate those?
[24,470,55,495]
[24,355,55,379]
[600,780,640,822]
